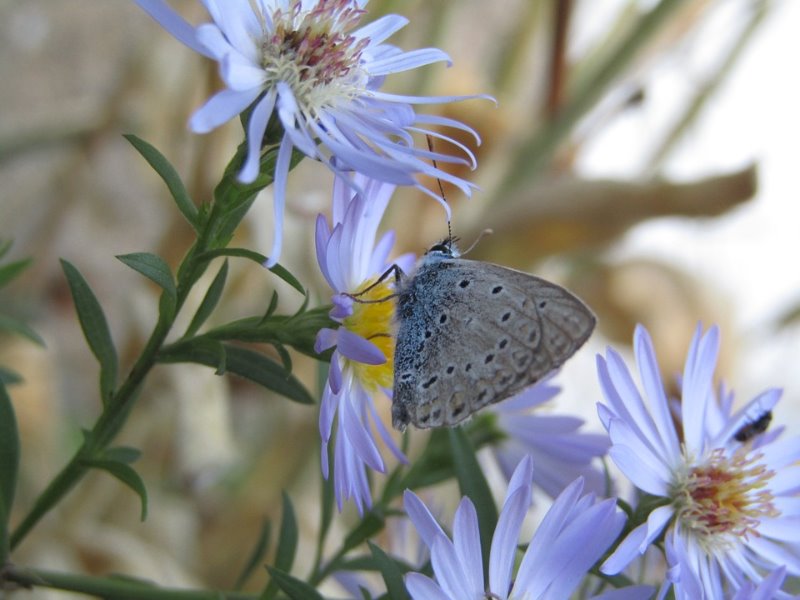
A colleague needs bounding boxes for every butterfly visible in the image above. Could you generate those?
[390,241,595,431]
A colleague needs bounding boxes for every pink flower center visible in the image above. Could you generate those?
[674,448,779,543]
[262,0,369,100]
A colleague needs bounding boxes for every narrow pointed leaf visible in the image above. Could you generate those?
[0,383,20,561]
[448,427,497,579]
[368,542,410,600]
[0,368,22,386]
[343,511,385,554]
[83,459,148,521]
[264,567,324,600]
[235,518,271,590]
[0,257,32,288]
[158,341,313,404]
[124,134,198,229]
[262,492,298,600]
[60,260,118,404]
[185,260,229,337]
[197,248,304,295]
[0,315,45,347]
[101,446,142,464]
[116,253,176,303]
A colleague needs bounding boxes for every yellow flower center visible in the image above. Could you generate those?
[673,447,779,550]
[343,279,396,392]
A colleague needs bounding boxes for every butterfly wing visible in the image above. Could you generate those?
[392,258,595,430]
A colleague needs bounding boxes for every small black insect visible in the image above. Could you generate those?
[734,410,772,442]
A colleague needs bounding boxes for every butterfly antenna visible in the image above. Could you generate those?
[426,133,453,250]
[462,228,493,256]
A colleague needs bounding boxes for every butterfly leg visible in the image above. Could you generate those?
[344,264,405,304]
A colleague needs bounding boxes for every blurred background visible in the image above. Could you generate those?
[1,0,798,596]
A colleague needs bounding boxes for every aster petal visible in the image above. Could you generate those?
[367,398,407,464]
[452,498,484,594]
[747,535,800,575]
[189,87,261,133]
[194,23,235,60]
[335,328,386,365]
[430,533,475,599]
[526,500,624,599]
[205,0,261,62]
[634,324,681,459]
[315,215,334,288]
[607,440,671,496]
[760,437,800,470]
[734,566,787,600]
[591,586,657,600]
[404,573,450,600]
[341,390,384,472]
[134,0,213,57]
[639,505,673,551]
[407,126,479,170]
[314,327,339,354]
[328,353,342,394]
[220,51,267,90]
[369,230,397,276]
[517,477,585,579]
[369,90,496,105]
[310,121,419,185]
[368,48,452,75]
[404,490,447,549]
[414,112,483,144]
[493,381,560,413]
[601,350,669,463]
[353,14,408,44]
[681,325,719,452]
[261,132,293,266]
[755,515,800,541]
[489,485,530,597]
[239,89,276,183]
[601,521,651,575]
[275,82,321,157]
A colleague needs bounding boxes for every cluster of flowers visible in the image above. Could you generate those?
[136,0,800,597]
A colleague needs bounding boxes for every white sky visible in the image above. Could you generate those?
[574,0,800,425]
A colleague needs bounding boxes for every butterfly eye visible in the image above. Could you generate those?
[427,243,451,255]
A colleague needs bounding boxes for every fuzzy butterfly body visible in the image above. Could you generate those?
[391,244,596,431]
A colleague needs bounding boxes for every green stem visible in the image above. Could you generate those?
[9,191,230,550]
[2,564,255,600]
[497,0,688,199]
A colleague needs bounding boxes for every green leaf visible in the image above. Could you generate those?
[342,510,385,555]
[0,257,32,288]
[197,248,305,296]
[101,446,142,464]
[448,428,498,579]
[0,367,22,386]
[184,260,228,337]
[0,314,45,347]
[235,518,271,590]
[262,492,298,600]
[60,260,118,404]
[158,341,314,404]
[368,542,410,600]
[116,252,176,304]
[0,240,12,260]
[264,567,324,600]
[0,382,20,562]
[83,459,148,521]
[124,134,198,229]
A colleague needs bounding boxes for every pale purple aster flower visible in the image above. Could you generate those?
[134,0,485,266]
[664,533,791,600]
[314,171,413,513]
[403,456,653,600]
[598,324,800,596]
[491,378,611,498]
